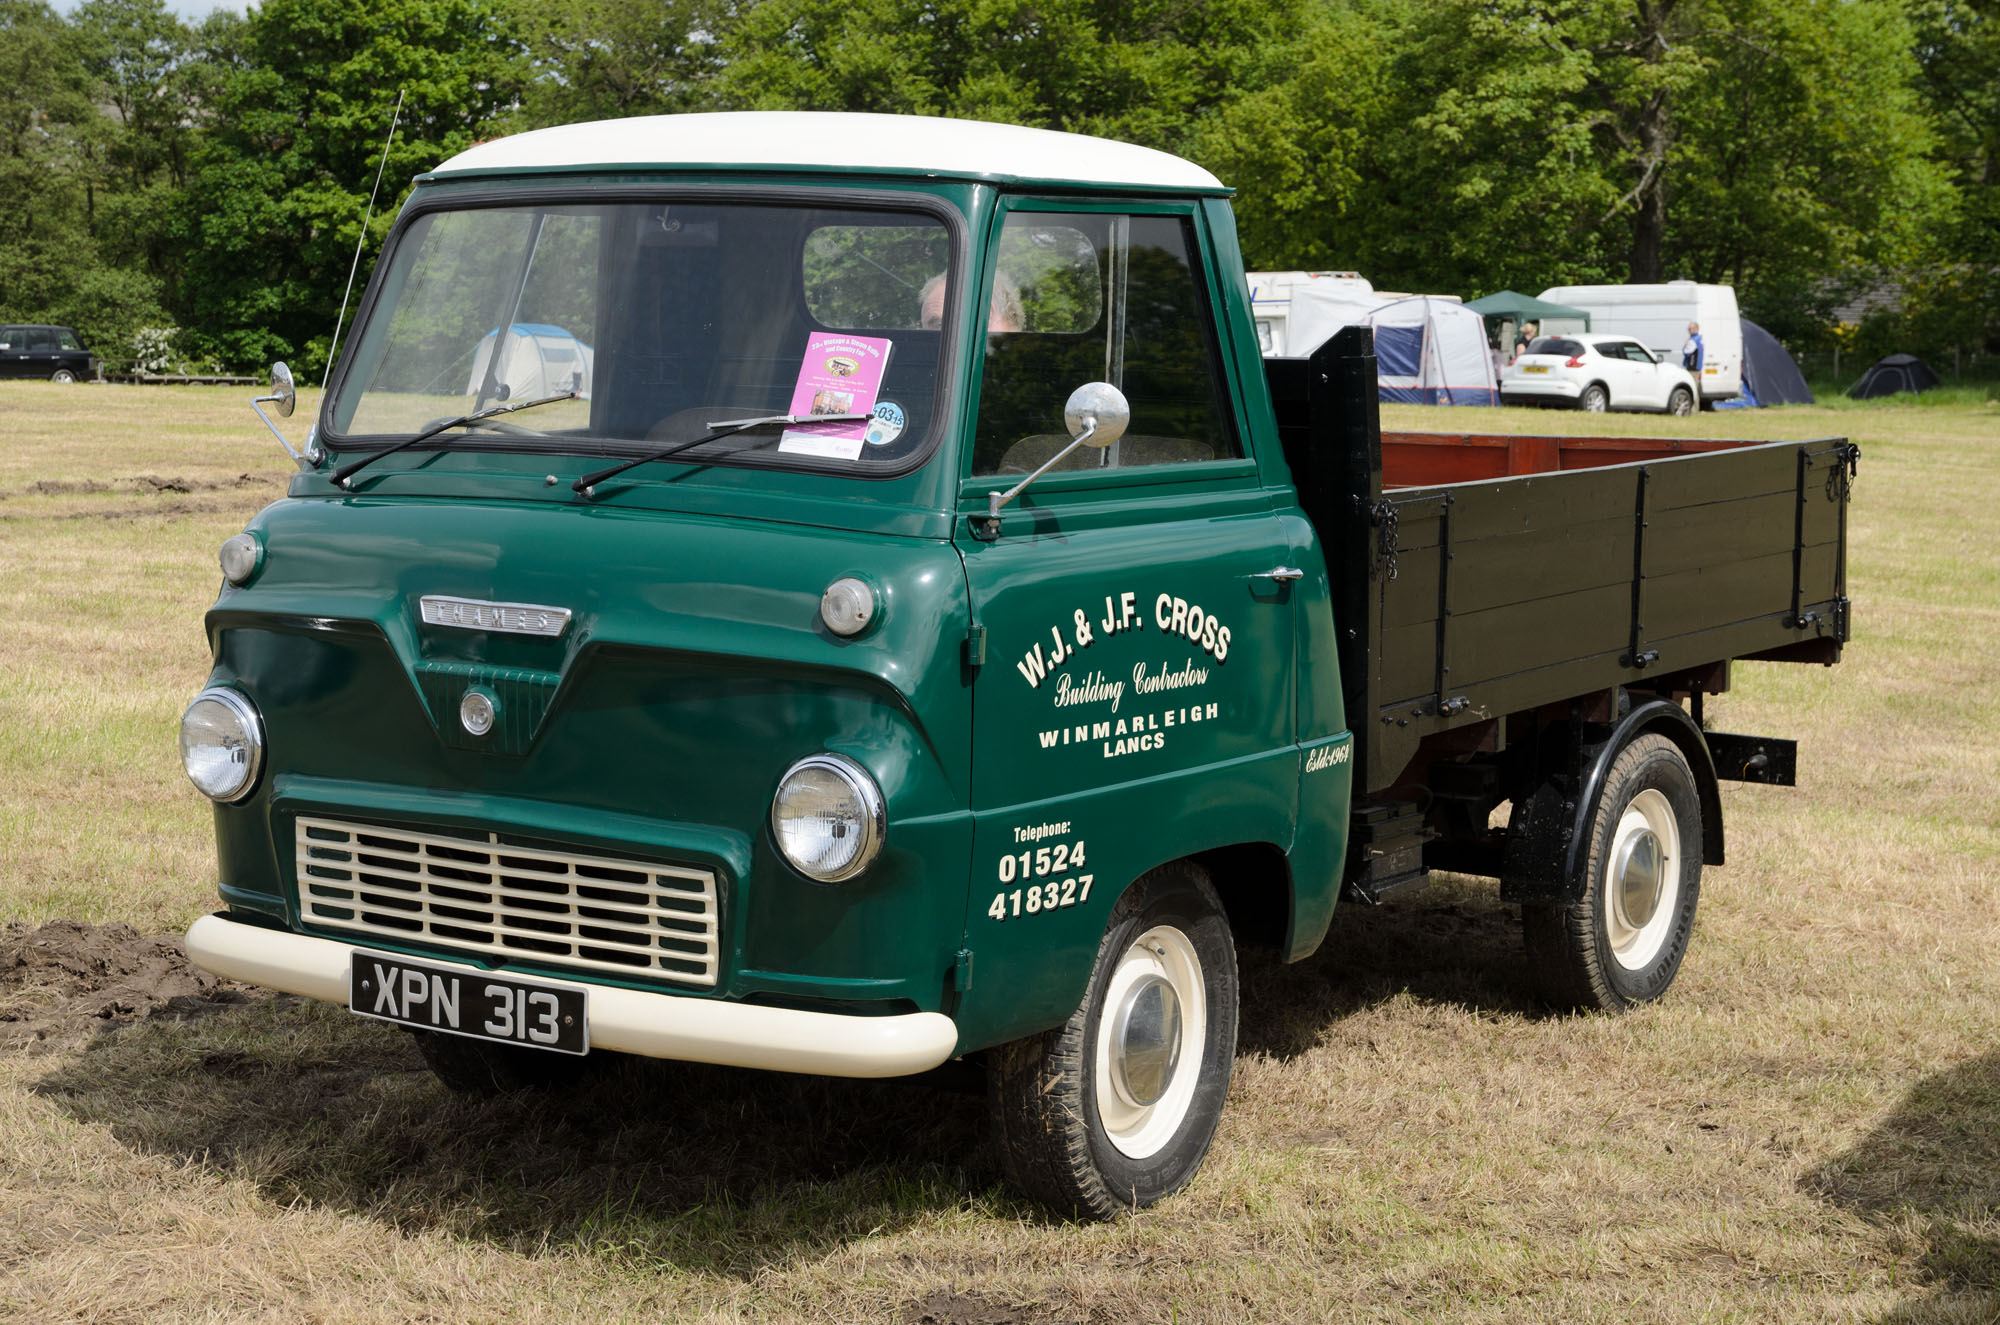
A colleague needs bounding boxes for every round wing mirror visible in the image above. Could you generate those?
[267,361,297,418]
[1063,382,1129,449]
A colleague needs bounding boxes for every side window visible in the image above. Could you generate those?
[58,330,83,351]
[25,328,57,352]
[972,211,1239,477]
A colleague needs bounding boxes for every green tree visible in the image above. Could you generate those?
[511,0,735,125]
[0,0,172,359]
[171,0,527,372]
[713,0,1305,154]
[1907,0,1999,361]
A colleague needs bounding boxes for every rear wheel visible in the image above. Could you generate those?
[989,861,1238,1219]
[1522,733,1703,1011]
[50,368,76,384]
[1667,386,1694,416]
[1578,383,1609,412]
[412,1029,604,1095]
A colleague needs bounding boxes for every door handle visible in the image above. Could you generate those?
[1251,566,1304,583]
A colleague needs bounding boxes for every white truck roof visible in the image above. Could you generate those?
[428,112,1228,193]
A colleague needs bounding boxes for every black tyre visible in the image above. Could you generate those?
[1522,733,1702,1011]
[1668,386,1694,417]
[411,1029,604,1095]
[50,368,77,384]
[989,861,1239,1220]
[1578,383,1609,413]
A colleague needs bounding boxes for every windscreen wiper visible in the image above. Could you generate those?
[571,413,869,499]
[330,390,579,490]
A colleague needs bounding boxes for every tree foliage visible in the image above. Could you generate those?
[0,0,1991,371]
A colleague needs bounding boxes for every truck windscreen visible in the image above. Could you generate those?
[326,200,956,473]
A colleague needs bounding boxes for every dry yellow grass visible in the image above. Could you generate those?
[1,382,1997,1322]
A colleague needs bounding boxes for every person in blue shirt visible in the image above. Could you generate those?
[1681,321,1705,376]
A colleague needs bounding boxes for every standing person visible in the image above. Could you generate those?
[1511,321,1538,364]
[1681,321,1705,376]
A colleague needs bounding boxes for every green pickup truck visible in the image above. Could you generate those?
[181,112,1854,1219]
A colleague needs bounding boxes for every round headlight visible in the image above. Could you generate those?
[820,577,878,638]
[218,532,263,585]
[771,754,885,882]
[180,688,265,802]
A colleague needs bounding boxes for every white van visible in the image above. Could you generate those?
[1247,270,1372,356]
[1535,281,1741,404]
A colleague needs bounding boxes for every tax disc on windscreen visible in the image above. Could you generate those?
[865,401,906,446]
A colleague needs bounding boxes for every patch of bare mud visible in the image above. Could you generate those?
[19,473,267,498]
[0,919,253,1052]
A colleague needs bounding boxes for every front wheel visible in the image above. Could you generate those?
[989,861,1238,1219]
[1667,386,1694,416]
[1578,383,1609,412]
[1522,733,1703,1011]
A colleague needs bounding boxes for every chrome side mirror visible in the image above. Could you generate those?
[979,382,1129,536]
[251,360,308,468]
[265,361,296,417]
[1061,381,1130,450]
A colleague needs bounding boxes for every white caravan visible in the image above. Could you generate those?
[1246,270,1373,356]
[1535,281,1741,404]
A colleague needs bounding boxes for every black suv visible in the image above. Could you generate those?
[0,325,95,381]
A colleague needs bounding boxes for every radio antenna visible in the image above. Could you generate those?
[322,87,405,390]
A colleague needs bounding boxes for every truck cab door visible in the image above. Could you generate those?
[949,203,1301,1045]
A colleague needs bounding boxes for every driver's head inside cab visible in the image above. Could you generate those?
[970,212,1242,478]
[919,272,1023,333]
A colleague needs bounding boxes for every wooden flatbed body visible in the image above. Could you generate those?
[1268,325,1854,893]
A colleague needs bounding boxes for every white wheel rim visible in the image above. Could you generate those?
[1094,924,1205,1160]
[1605,788,1681,970]
[1584,390,1606,412]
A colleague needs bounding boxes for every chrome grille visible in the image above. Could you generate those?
[295,816,719,987]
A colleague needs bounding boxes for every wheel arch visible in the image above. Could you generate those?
[1576,700,1724,872]
[1502,698,1724,906]
[1192,840,1293,954]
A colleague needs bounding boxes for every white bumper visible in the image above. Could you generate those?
[1501,374,1582,401]
[185,913,959,1079]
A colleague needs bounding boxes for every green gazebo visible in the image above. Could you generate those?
[1465,289,1592,329]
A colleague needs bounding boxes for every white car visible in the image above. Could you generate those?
[1501,334,1699,415]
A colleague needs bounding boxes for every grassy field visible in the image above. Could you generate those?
[1,381,1997,1322]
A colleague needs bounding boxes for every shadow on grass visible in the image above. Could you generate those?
[32,994,997,1273]
[1808,1051,2000,1322]
[1239,875,1548,1060]
[29,881,1536,1266]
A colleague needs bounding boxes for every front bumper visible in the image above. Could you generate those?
[185,913,959,1078]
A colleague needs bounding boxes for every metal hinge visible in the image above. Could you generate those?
[965,624,987,668]
[952,949,974,991]
[1367,498,1400,580]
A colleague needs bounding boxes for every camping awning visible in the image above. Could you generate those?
[1464,290,1591,329]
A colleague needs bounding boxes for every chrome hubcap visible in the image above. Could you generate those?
[1604,788,1681,970]
[1111,974,1182,1108]
[1094,925,1205,1159]
[1613,829,1664,931]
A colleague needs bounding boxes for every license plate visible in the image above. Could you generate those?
[1522,365,1549,374]
[350,951,588,1055]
